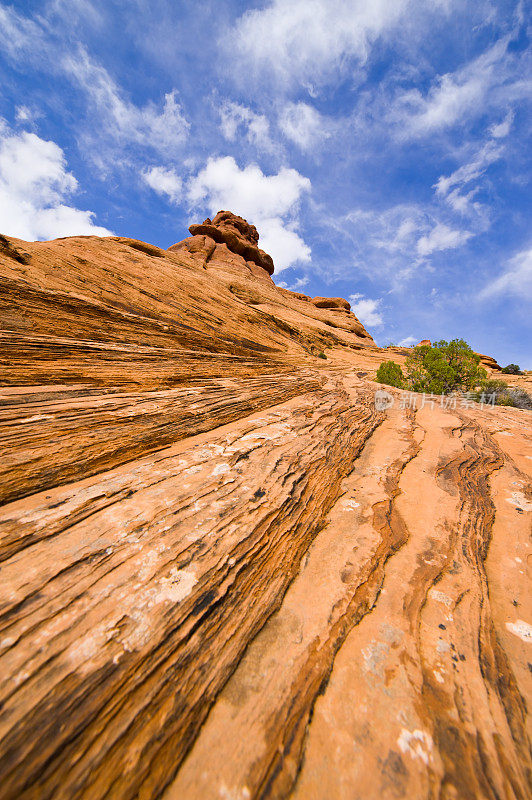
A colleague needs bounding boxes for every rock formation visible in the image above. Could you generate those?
[477,352,502,371]
[0,214,530,800]
[171,210,275,275]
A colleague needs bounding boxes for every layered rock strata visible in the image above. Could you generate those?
[0,215,530,800]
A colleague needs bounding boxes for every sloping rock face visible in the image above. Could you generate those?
[0,217,531,800]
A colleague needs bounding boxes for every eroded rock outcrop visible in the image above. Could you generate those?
[477,352,502,371]
[170,210,275,276]
[311,296,351,311]
[0,217,530,800]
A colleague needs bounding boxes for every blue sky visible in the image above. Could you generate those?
[0,0,530,366]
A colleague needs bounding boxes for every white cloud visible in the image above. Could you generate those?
[480,247,532,299]
[279,102,328,150]
[0,6,45,61]
[188,156,310,219]
[489,110,514,139]
[15,105,39,125]
[435,140,502,198]
[187,156,311,271]
[142,166,182,204]
[349,293,384,327]
[417,223,472,256]
[277,275,310,291]
[434,139,503,217]
[398,335,417,346]
[0,126,111,241]
[47,0,104,27]
[0,8,188,161]
[259,217,311,272]
[394,38,514,137]
[219,102,274,152]
[63,48,189,156]
[232,0,409,88]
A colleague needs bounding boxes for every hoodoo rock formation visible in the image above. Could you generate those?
[0,213,530,800]
[170,210,275,275]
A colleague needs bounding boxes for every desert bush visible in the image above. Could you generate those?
[507,388,532,410]
[376,360,405,388]
[471,378,532,409]
[405,339,487,394]
[501,364,522,374]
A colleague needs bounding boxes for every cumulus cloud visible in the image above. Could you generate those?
[0,125,111,240]
[417,223,472,256]
[232,0,409,88]
[142,166,182,204]
[480,247,532,299]
[349,293,384,327]
[187,156,311,271]
[398,335,418,346]
[259,217,311,272]
[278,102,329,151]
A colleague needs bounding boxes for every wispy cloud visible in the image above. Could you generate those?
[392,37,528,137]
[63,48,189,158]
[434,141,503,199]
[219,102,275,153]
[230,0,410,90]
[416,222,472,256]
[480,246,532,299]
[278,102,329,151]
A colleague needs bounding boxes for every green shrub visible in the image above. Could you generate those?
[317,351,327,359]
[404,339,487,394]
[501,364,522,374]
[496,395,516,406]
[376,360,405,388]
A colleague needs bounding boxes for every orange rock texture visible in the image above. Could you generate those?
[0,213,530,800]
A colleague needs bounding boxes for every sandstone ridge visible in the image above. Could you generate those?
[0,216,530,800]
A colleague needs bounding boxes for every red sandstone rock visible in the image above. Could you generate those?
[476,352,502,370]
[311,296,351,310]
[185,210,275,275]
[0,216,530,800]
[417,339,432,346]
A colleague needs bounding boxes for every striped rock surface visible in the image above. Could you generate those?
[0,229,530,800]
